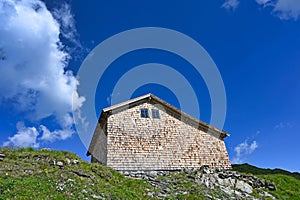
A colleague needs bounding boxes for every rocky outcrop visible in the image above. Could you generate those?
[0,153,5,161]
[121,166,277,199]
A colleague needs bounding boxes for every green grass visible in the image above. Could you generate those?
[0,148,151,200]
[0,148,223,199]
[232,163,300,180]
[1,148,299,199]
[259,174,300,200]
[233,163,300,199]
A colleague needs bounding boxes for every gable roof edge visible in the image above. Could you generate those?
[101,93,230,138]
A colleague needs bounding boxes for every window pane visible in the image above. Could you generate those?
[152,109,160,119]
[141,108,149,118]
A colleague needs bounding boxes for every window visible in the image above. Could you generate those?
[140,108,149,118]
[152,109,160,119]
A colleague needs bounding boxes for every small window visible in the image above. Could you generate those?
[140,108,149,118]
[152,109,160,119]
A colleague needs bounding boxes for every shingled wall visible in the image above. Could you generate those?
[105,101,231,171]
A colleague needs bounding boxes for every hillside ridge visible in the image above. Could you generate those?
[232,163,300,180]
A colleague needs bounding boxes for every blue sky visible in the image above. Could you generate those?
[0,0,300,172]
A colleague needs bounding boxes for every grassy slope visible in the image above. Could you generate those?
[1,148,227,200]
[1,148,299,199]
[0,148,151,200]
[233,164,300,200]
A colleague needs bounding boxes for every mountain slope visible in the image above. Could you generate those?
[233,164,300,199]
[0,148,150,199]
[233,163,300,180]
[0,148,299,199]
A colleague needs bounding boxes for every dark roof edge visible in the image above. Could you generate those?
[87,110,108,157]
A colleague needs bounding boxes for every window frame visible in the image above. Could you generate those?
[152,109,160,119]
[140,108,149,118]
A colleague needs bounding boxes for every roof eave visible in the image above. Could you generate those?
[100,93,230,138]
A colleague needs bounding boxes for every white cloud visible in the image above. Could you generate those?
[222,0,240,11]
[3,122,39,148]
[273,0,300,20]
[232,140,258,164]
[40,124,73,143]
[274,122,293,129]
[256,0,300,20]
[52,3,81,49]
[222,0,300,20]
[0,0,85,146]
[256,0,271,5]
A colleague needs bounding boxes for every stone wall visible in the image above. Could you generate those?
[105,101,231,170]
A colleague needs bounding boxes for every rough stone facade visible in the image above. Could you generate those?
[88,94,231,170]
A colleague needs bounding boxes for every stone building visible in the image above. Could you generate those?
[87,93,231,170]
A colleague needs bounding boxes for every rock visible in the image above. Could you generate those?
[91,194,104,199]
[147,191,154,197]
[247,180,253,186]
[0,153,5,161]
[118,167,276,199]
[200,174,215,189]
[265,180,276,191]
[148,170,158,176]
[235,180,253,194]
[122,171,130,176]
[57,161,64,168]
[162,187,171,193]
[259,191,276,199]
[40,148,51,151]
[81,189,88,194]
[220,185,235,196]
[157,171,168,176]
[73,159,79,164]
[66,158,71,165]
[267,184,276,191]
[209,175,217,186]
[228,177,236,186]
[201,165,213,174]
[157,192,167,198]
[24,169,33,175]
[217,177,235,187]
[60,173,68,178]
[233,190,243,198]
[218,173,227,179]
[187,174,195,180]
[72,169,92,178]
[232,171,241,178]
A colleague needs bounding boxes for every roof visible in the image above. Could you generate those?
[101,93,230,139]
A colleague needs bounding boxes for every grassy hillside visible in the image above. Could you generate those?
[0,148,228,199]
[233,163,300,180]
[233,164,300,199]
[0,148,299,199]
[0,148,151,199]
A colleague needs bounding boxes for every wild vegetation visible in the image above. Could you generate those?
[232,164,300,199]
[0,148,299,199]
[0,148,150,199]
